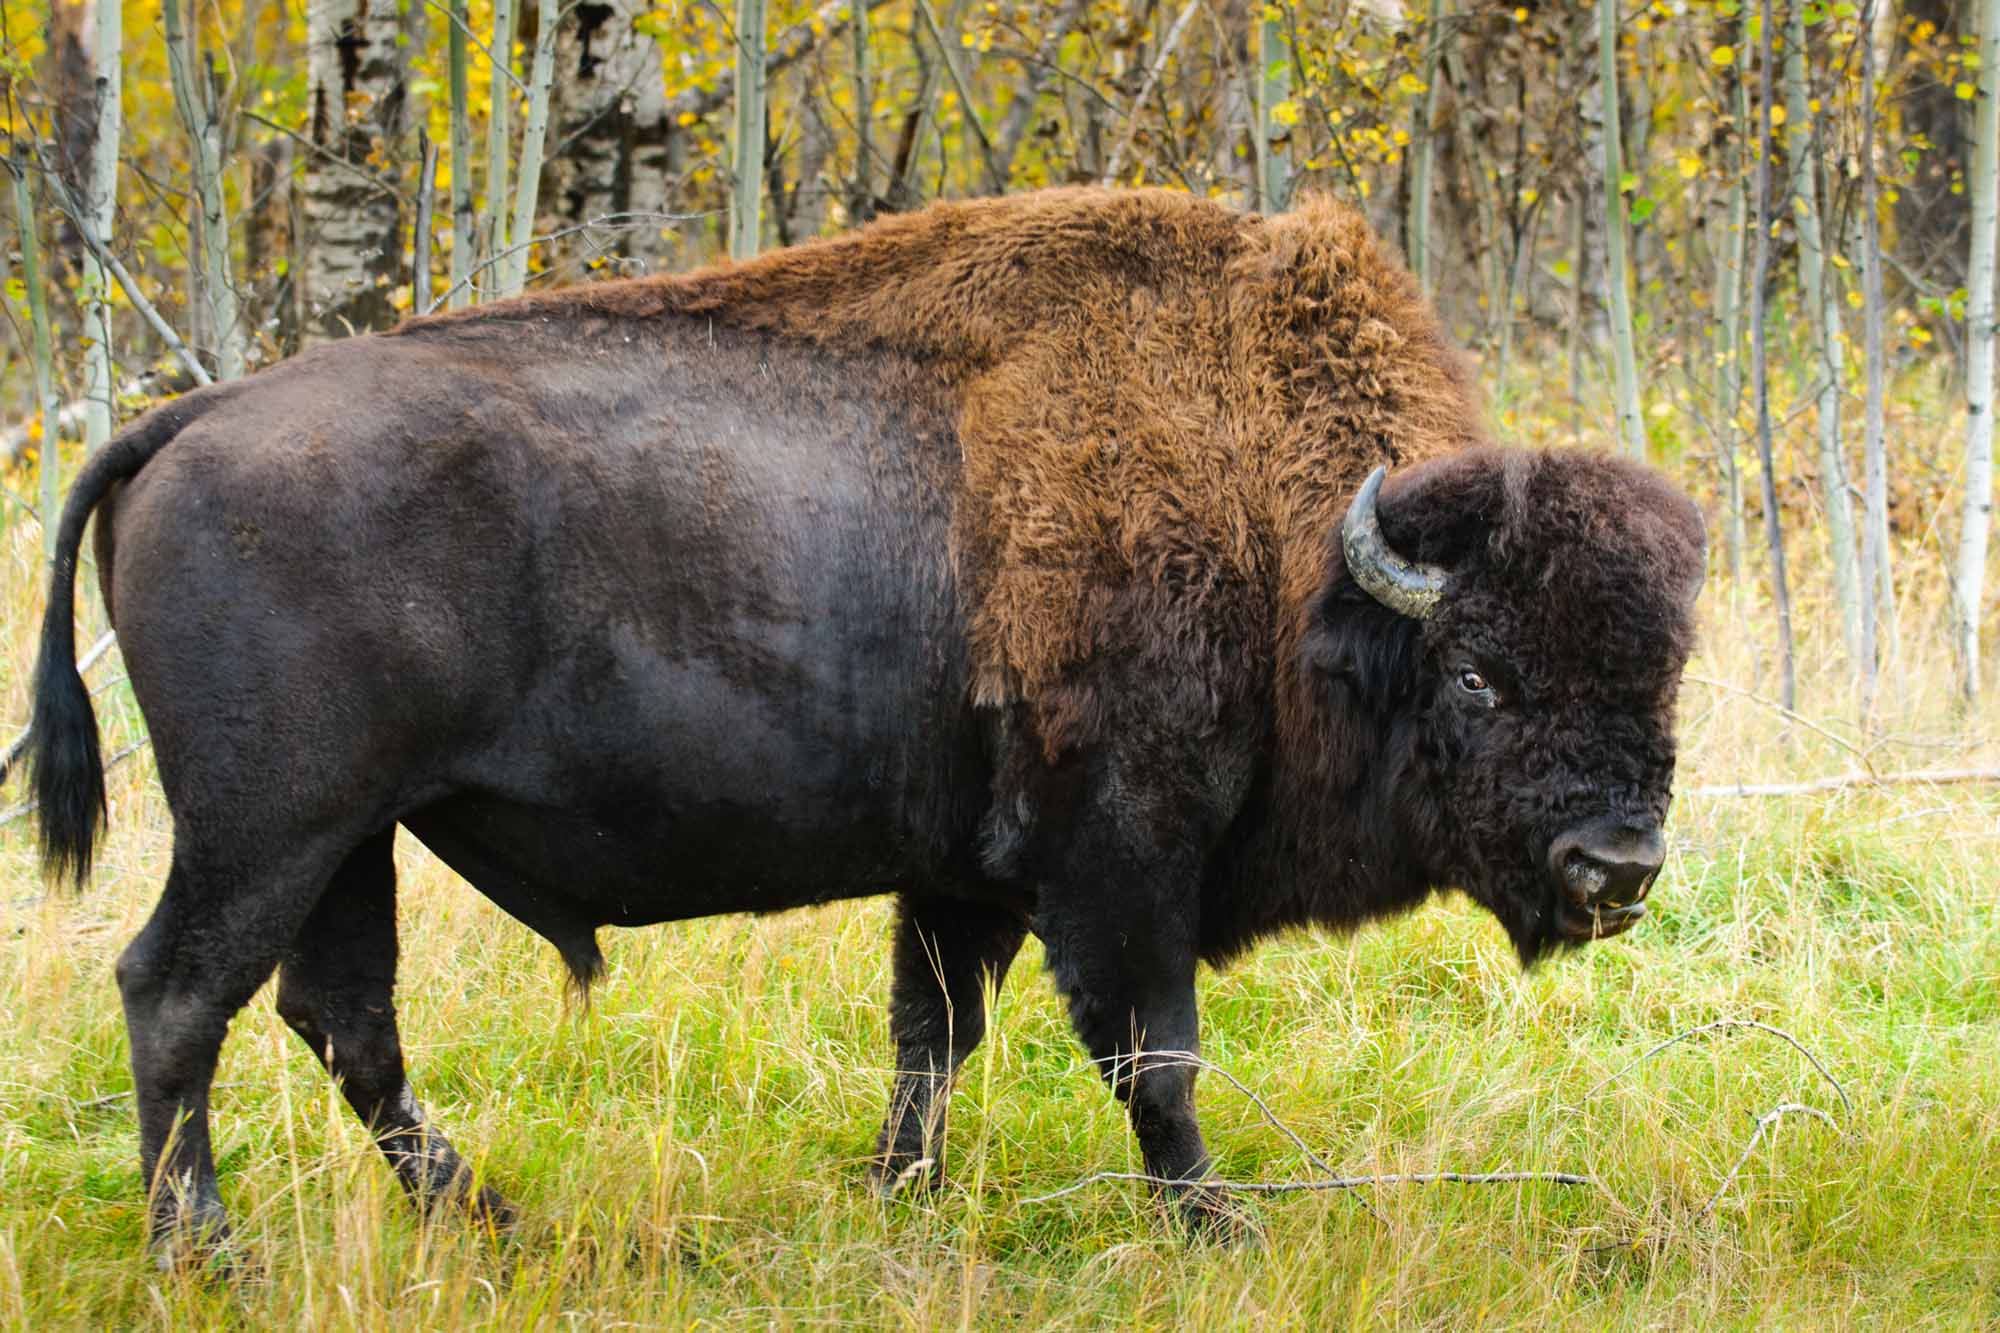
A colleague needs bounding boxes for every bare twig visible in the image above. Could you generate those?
[1683,673,1878,777]
[1098,0,1203,187]
[1686,768,2000,799]
[911,0,1005,193]
[1586,1019,1852,1119]
[1694,1102,1838,1221]
[1022,1168,1595,1207]
[421,0,529,95]
[0,738,149,827]
[1093,1050,1337,1173]
[22,157,214,388]
[1,632,118,786]
[420,211,712,314]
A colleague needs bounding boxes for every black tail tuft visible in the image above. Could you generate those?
[27,592,107,890]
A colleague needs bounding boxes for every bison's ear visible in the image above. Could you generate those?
[1303,583,1426,717]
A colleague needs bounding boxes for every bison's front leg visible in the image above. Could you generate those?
[1036,800,1240,1238]
[870,894,1028,1195]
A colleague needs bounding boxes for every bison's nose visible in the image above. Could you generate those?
[1549,820,1664,909]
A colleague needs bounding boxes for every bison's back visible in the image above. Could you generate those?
[101,315,992,927]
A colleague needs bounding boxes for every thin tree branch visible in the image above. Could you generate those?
[1685,768,2000,799]
[0,738,149,827]
[1022,1168,1595,1206]
[2,632,120,786]
[1586,1019,1852,1118]
[20,156,214,388]
[421,0,530,94]
[1683,673,1877,776]
[419,211,713,314]
[911,0,1005,192]
[1098,0,1203,187]
[1694,1103,1838,1220]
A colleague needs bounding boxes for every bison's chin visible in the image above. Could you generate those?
[1476,882,1647,970]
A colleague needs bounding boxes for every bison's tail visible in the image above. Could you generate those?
[4,389,235,887]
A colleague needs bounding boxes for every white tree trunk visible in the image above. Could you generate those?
[1407,0,1445,288]
[80,0,120,451]
[731,0,769,258]
[1598,0,1644,457]
[164,0,243,378]
[1253,8,1293,214]
[1785,0,1863,671]
[1749,0,1797,711]
[499,0,559,297]
[301,0,411,342]
[1956,0,2000,703]
[1859,5,1896,705]
[1712,130,1748,581]
[448,0,476,309]
[482,0,519,282]
[551,0,675,269]
[14,167,60,567]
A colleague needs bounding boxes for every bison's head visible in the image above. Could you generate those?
[1311,448,1706,966]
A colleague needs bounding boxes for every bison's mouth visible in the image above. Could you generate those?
[1552,897,1647,941]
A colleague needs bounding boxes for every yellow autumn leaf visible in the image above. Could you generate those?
[1957,82,1976,100]
[1770,106,1786,127]
[1272,99,1301,128]
[1512,6,1527,18]
[1711,45,1735,66]
[1847,289,1865,309]
[1910,326,1933,344]
[1678,153,1702,179]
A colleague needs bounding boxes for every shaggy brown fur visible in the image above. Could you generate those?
[408,187,1484,757]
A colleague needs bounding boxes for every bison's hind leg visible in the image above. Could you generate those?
[871,894,1027,1196]
[274,827,514,1230]
[116,829,365,1268]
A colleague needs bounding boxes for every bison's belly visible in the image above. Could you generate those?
[402,784,947,933]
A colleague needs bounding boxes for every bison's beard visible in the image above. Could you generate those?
[1462,872,1573,970]
[1479,874,1650,969]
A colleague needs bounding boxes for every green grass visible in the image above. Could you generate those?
[3,478,1997,1328]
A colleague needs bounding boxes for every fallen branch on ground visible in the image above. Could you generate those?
[1686,767,2000,799]
[1587,1018,1852,1118]
[1027,1025,1847,1239]
[1021,1168,1593,1206]
[1695,1102,1839,1220]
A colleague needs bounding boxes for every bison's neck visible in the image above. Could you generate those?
[1200,672,1440,964]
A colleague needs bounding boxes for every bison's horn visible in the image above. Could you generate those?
[1341,465,1448,620]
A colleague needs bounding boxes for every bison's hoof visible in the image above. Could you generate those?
[464,1184,519,1234]
[1168,1184,1261,1247]
[150,1210,259,1283]
[868,1154,945,1199]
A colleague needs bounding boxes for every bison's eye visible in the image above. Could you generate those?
[1457,668,1497,705]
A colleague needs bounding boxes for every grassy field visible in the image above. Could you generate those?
[2,464,1997,1329]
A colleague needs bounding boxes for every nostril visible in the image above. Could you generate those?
[1559,848,1611,901]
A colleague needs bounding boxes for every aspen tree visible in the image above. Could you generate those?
[1955,0,1999,702]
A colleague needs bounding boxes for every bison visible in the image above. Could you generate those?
[8,187,1704,1256]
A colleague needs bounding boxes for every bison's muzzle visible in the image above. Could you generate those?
[1549,818,1665,941]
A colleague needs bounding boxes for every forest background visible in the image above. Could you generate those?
[0,0,1996,1325]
